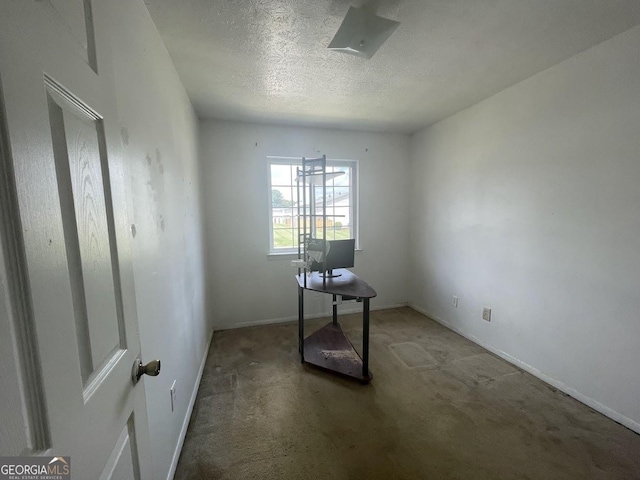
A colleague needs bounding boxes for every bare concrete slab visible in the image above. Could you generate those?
[175,307,640,480]
[389,342,438,368]
[453,352,520,382]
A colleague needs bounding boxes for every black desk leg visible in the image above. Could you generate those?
[298,286,304,361]
[332,294,338,325]
[363,298,370,379]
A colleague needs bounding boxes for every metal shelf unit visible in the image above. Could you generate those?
[295,155,344,287]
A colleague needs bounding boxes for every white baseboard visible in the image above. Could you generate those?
[408,303,640,435]
[167,326,215,480]
[213,302,409,331]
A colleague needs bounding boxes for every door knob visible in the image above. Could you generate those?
[132,358,161,384]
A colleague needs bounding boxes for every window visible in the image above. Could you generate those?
[268,157,358,253]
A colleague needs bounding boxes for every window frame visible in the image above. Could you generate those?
[267,156,359,254]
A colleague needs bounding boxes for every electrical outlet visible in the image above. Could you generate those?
[482,308,491,322]
[170,380,177,412]
[452,295,458,307]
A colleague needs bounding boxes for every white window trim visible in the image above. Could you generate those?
[267,156,359,254]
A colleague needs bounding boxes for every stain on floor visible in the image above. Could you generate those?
[389,342,437,368]
[175,307,640,480]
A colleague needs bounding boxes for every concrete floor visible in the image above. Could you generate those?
[175,307,640,480]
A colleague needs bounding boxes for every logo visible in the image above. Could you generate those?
[0,456,70,480]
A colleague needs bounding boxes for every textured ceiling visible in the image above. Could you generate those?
[146,0,640,133]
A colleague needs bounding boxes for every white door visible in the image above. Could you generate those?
[0,1,153,478]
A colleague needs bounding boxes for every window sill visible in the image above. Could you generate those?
[267,249,362,259]
[267,251,299,258]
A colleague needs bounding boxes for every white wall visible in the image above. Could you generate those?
[409,26,640,432]
[200,120,410,329]
[108,2,210,479]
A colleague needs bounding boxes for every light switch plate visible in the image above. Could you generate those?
[170,380,177,412]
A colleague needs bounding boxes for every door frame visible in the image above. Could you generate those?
[0,82,51,455]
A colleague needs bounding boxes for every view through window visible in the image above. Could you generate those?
[269,158,357,252]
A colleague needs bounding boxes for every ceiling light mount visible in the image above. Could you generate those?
[328,6,400,60]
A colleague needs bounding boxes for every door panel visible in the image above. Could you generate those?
[0,1,151,477]
[99,416,140,480]
[45,0,98,72]
[47,80,125,385]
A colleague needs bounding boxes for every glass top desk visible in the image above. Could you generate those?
[296,269,377,383]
